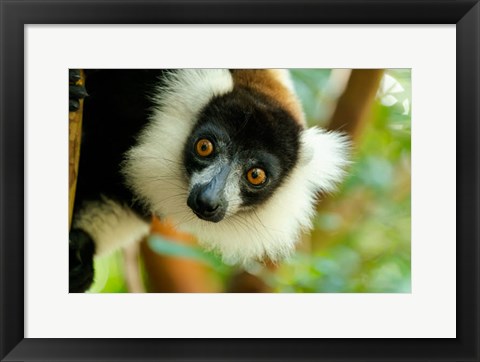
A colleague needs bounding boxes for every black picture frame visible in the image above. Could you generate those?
[1,1,479,361]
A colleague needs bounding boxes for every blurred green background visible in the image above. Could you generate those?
[89,69,411,293]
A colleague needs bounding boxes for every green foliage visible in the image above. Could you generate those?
[89,251,128,293]
[289,69,332,126]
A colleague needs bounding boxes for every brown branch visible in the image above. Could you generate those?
[327,69,385,140]
[68,70,85,229]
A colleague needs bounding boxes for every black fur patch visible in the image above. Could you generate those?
[183,86,301,207]
[75,70,165,219]
[69,229,96,293]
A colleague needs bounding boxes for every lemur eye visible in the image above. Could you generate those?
[247,168,267,186]
[195,138,214,157]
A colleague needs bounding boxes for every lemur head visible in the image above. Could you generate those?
[124,69,349,265]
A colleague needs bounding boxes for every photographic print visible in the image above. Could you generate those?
[69,68,411,293]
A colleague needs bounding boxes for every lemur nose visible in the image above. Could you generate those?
[197,194,220,214]
[187,183,227,222]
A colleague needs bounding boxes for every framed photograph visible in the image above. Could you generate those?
[1,1,478,361]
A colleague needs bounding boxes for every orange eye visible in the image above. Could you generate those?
[195,139,214,157]
[247,168,267,186]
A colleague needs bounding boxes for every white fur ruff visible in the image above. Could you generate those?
[123,69,349,265]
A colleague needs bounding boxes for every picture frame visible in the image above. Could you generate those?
[1,0,478,361]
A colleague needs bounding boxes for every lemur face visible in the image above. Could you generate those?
[124,69,349,265]
[183,87,302,223]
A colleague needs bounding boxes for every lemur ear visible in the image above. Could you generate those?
[298,127,351,193]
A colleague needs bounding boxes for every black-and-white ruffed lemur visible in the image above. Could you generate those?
[69,69,349,292]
